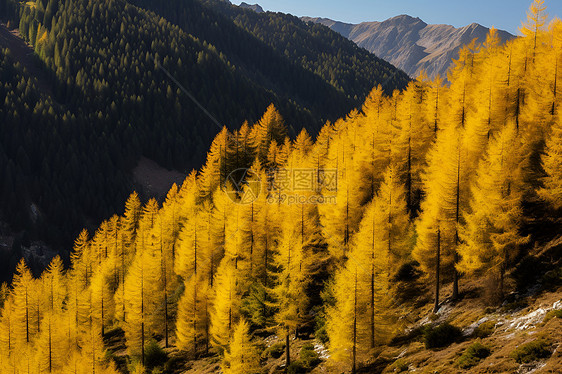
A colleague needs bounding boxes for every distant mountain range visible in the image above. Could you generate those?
[239,2,263,13]
[233,2,515,78]
[302,15,515,78]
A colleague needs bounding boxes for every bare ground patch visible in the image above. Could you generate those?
[132,157,186,199]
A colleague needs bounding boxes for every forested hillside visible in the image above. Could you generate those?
[0,1,560,373]
[202,0,406,98]
[0,0,409,259]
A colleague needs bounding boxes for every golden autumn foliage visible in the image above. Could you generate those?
[210,259,240,352]
[176,276,210,356]
[0,3,561,372]
[538,112,562,208]
[458,123,530,295]
[221,319,260,374]
[326,166,407,372]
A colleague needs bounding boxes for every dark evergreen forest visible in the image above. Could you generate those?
[0,0,409,265]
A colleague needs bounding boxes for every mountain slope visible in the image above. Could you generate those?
[1,11,561,371]
[302,15,515,78]
[203,0,410,97]
[0,0,409,252]
[128,0,356,126]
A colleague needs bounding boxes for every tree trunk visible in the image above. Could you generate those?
[370,269,375,349]
[141,321,145,366]
[285,330,291,369]
[452,251,459,301]
[434,226,441,314]
[141,264,145,366]
[352,271,358,374]
[101,287,105,337]
[453,147,461,301]
[407,137,412,213]
[164,289,168,348]
[26,290,29,343]
[48,320,52,372]
[499,266,505,302]
[122,241,126,322]
[193,291,197,358]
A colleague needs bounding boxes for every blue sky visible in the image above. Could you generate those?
[231,0,562,34]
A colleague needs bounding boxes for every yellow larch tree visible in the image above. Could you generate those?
[538,112,562,208]
[250,104,287,163]
[175,276,210,357]
[43,256,66,314]
[121,191,141,260]
[199,127,232,199]
[265,139,283,170]
[458,123,529,298]
[239,160,280,327]
[210,185,237,283]
[174,199,211,355]
[123,226,161,365]
[465,28,508,170]
[112,193,140,325]
[546,20,562,116]
[272,190,325,368]
[197,200,218,287]
[136,200,167,344]
[503,40,525,130]
[11,259,36,347]
[519,0,548,54]
[73,327,118,374]
[139,198,159,232]
[446,39,479,132]
[371,165,412,279]
[242,159,275,282]
[86,223,117,338]
[33,311,69,373]
[31,257,69,373]
[223,195,246,274]
[326,167,407,372]
[413,123,467,311]
[425,74,446,134]
[356,86,392,201]
[230,121,255,170]
[221,319,260,374]
[172,174,205,280]
[67,232,92,340]
[210,258,240,353]
[61,307,79,363]
[150,211,178,348]
[161,183,182,264]
[395,78,434,212]
[310,122,334,186]
[89,260,115,337]
[92,220,110,267]
[520,18,562,140]
[326,245,394,374]
[0,296,15,370]
[70,229,92,289]
[518,2,554,159]
[326,263,361,374]
[319,154,363,262]
[235,178,270,328]
[254,168,281,289]
[106,215,121,288]
[350,199,391,350]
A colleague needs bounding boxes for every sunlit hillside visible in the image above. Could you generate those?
[0,1,561,373]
